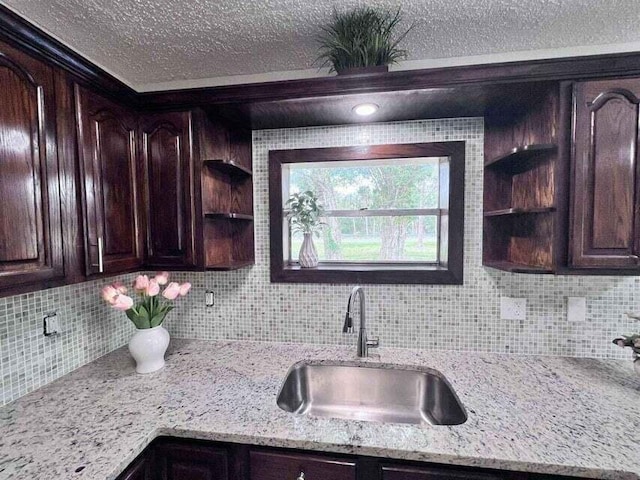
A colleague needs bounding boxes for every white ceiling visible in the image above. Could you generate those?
[3,0,640,92]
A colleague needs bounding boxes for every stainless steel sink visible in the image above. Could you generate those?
[276,361,467,426]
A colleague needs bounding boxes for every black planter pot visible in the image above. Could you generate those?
[336,65,389,76]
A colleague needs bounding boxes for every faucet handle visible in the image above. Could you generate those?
[342,312,353,333]
[367,337,380,348]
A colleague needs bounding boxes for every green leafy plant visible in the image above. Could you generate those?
[286,191,325,236]
[316,6,413,73]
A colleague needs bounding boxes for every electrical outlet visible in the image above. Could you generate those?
[500,297,526,320]
[567,297,586,322]
[205,290,215,307]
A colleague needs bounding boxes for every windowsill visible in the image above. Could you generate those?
[271,263,463,285]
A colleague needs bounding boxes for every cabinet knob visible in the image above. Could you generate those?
[296,472,305,480]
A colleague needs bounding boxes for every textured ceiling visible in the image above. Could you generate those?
[3,0,640,91]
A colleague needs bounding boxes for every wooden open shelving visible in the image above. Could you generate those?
[482,82,564,274]
[198,114,255,270]
[203,158,252,177]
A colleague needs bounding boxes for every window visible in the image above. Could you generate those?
[269,142,465,284]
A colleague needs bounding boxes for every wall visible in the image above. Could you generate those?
[0,274,135,406]
[1,117,638,407]
[164,118,639,360]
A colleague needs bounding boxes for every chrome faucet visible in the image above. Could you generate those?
[342,286,379,357]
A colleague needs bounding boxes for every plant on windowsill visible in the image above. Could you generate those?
[613,312,640,374]
[316,6,413,75]
[286,191,324,268]
[101,272,191,374]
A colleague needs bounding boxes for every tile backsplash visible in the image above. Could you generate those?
[0,275,135,406]
[1,117,639,406]
[163,118,639,360]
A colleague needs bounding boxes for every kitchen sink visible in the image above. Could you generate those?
[276,361,467,426]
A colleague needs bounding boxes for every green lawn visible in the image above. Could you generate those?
[291,236,438,262]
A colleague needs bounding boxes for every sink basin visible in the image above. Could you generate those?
[276,361,467,426]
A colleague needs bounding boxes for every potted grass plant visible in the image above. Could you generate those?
[286,191,324,268]
[316,6,413,75]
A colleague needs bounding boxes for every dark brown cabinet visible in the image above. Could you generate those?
[249,450,356,480]
[0,40,65,290]
[381,464,505,480]
[115,438,590,480]
[140,111,196,268]
[155,440,229,480]
[75,85,144,275]
[570,78,640,270]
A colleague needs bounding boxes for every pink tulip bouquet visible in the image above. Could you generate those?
[102,272,191,329]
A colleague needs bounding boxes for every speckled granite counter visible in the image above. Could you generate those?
[1,339,639,480]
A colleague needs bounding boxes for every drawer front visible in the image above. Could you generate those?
[382,464,505,480]
[250,450,356,480]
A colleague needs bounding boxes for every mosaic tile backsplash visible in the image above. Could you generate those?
[0,275,136,406]
[163,118,640,360]
[1,117,639,406]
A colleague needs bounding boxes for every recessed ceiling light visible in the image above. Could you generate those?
[353,103,379,116]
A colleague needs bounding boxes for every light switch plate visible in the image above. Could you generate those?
[500,297,527,320]
[567,297,587,322]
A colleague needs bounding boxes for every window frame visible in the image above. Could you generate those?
[269,142,465,285]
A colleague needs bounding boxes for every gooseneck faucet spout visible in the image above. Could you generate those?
[343,286,379,357]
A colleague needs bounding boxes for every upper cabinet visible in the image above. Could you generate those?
[140,111,197,268]
[0,40,64,290]
[75,85,143,275]
[570,78,640,270]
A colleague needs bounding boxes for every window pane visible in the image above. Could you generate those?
[290,215,438,263]
[288,157,443,210]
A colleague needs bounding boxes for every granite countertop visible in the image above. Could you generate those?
[1,339,639,480]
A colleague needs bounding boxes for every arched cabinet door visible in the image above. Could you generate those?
[75,85,143,275]
[571,78,640,269]
[0,40,64,290]
[140,112,196,267]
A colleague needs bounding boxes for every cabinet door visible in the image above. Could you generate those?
[75,85,143,275]
[250,450,356,480]
[571,78,640,269]
[155,441,228,480]
[382,464,505,480]
[140,112,196,267]
[0,40,64,290]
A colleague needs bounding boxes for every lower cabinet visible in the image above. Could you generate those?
[155,440,229,480]
[250,450,356,480]
[381,464,505,480]
[116,437,589,480]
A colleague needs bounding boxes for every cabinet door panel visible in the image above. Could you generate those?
[250,450,356,480]
[75,85,142,275]
[0,40,63,289]
[382,464,505,480]
[571,78,640,268]
[155,441,228,480]
[141,112,195,267]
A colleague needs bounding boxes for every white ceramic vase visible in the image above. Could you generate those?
[128,325,170,374]
[299,232,319,268]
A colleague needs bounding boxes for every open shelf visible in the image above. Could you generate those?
[204,212,254,221]
[484,143,557,173]
[203,158,252,177]
[207,260,255,271]
[484,207,555,217]
[484,260,555,274]
[482,83,560,273]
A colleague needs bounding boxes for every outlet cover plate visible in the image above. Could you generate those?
[567,297,587,322]
[500,297,527,321]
